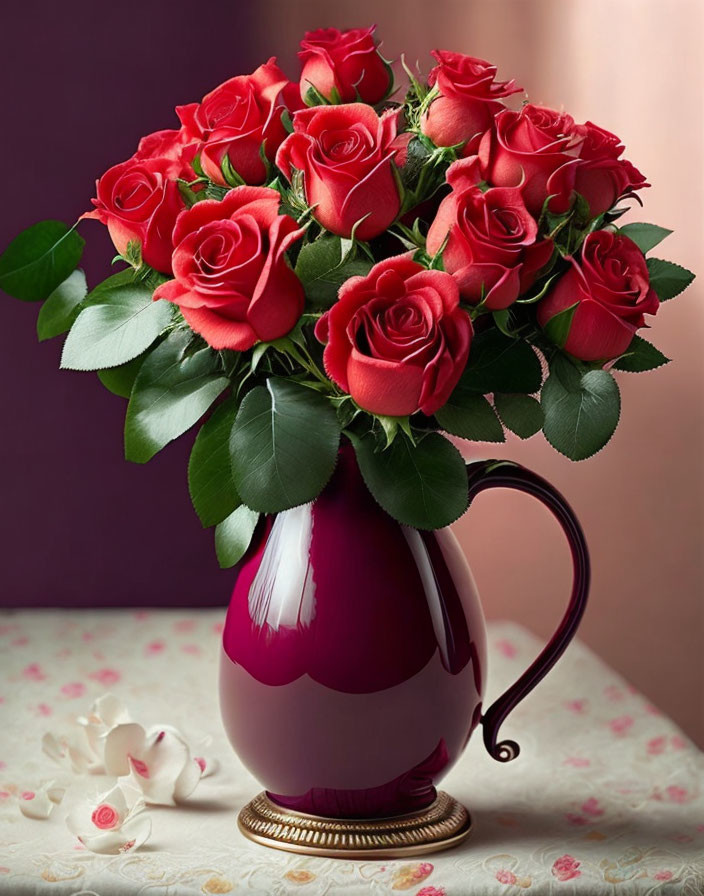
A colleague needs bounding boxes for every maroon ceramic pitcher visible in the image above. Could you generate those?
[220,446,589,835]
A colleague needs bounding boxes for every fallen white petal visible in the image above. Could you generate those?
[104,723,147,777]
[19,789,54,820]
[174,757,203,802]
[75,814,152,855]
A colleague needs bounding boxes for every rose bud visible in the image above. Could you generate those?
[478,104,583,214]
[276,103,403,241]
[427,156,553,309]
[315,255,472,416]
[421,51,522,148]
[153,187,305,351]
[572,121,649,217]
[299,25,392,105]
[537,230,659,361]
[84,156,185,274]
[176,59,302,187]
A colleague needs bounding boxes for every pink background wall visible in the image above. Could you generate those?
[263,0,704,744]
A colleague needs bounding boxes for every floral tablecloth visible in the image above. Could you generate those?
[0,610,702,895]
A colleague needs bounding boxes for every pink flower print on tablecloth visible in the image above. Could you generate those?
[36,703,53,717]
[145,640,165,656]
[651,785,691,804]
[391,861,434,889]
[582,797,604,817]
[654,871,674,881]
[11,636,29,647]
[22,663,46,682]
[416,888,446,896]
[564,756,591,767]
[671,735,686,750]
[89,668,121,686]
[552,855,581,881]
[61,682,86,699]
[604,684,625,701]
[609,715,634,735]
[565,699,587,714]
[665,786,690,804]
[496,869,518,885]
[173,619,196,633]
[647,736,667,755]
[567,797,604,826]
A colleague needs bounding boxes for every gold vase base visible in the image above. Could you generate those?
[237,790,472,859]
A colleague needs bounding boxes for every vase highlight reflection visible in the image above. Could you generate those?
[220,447,589,857]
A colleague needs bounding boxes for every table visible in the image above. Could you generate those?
[0,610,702,895]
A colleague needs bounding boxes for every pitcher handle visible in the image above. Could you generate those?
[466,460,591,762]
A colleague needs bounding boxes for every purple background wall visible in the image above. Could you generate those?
[0,1,261,607]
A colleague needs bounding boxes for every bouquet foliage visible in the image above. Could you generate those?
[0,26,695,565]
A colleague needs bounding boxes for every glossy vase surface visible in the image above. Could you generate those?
[220,447,590,823]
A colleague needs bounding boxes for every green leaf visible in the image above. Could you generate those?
[618,222,672,253]
[215,506,259,568]
[36,269,87,341]
[97,353,148,398]
[188,400,240,528]
[541,355,621,460]
[294,235,373,307]
[351,431,468,529]
[61,282,173,371]
[83,268,139,304]
[646,258,695,301]
[0,220,84,301]
[124,330,229,463]
[542,302,579,348]
[612,335,670,372]
[494,393,544,438]
[230,378,341,513]
[436,390,505,442]
[459,330,543,394]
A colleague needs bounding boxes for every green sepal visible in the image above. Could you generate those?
[618,222,672,254]
[542,302,579,348]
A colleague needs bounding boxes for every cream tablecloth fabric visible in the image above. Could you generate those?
[0,610,702,895]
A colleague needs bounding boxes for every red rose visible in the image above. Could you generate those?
[84,156,185,274]
[421,51,522,148]
[572,122,648,217]
[299,26,392,105]
[133,127,196,165]
[427,156,552,309]
[276,103,402,240]
[479,104,583,214]
[153,187,305,351]
[177,59,301,187]
[537,230,659,361]
[314,256,472,416]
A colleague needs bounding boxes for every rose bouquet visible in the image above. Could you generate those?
[0,26,694,566]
